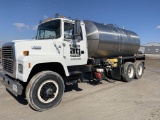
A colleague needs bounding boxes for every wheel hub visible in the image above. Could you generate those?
[138,66,143,75]
[46,88,53,95]
[40,82,57,101]
[128,67,134,78]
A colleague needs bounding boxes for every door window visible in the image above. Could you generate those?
[64,22,83,40]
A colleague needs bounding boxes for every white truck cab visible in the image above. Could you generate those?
[14,18,88,82]
[0,17,88,111]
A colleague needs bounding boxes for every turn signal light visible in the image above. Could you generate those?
[23,51,29,56]
[28,63,31,68]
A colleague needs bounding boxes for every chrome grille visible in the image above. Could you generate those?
[2,46,14,74]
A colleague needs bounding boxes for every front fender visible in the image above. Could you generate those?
[16,55,69,82]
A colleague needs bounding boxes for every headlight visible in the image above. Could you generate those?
[18,64,23,74]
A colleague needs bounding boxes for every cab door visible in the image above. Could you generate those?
[63,21,88,66]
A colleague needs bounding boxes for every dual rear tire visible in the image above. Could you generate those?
[134,62,144,79]
[122,62,144,82]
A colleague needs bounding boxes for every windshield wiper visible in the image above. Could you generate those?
[48,35,56,39]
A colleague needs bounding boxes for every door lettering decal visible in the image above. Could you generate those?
[70,44,81,57]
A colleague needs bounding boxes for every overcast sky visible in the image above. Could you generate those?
[0,0,160,47]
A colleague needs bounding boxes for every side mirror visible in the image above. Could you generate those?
[74,20,81,37]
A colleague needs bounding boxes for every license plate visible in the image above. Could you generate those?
[13,84,18,92]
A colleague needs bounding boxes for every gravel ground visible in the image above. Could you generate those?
[0,57,160,120]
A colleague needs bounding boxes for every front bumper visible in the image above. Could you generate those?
[0,72,23,96]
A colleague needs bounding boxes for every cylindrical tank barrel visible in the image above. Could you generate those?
[83,20,140,58]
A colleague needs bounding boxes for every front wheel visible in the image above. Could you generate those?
[26,71,64,111]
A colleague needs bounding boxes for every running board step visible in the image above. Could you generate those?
[69,71,82,76]
[66,80,77,85]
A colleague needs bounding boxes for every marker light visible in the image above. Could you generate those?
[44,18,54,23]
[28,63,31,68]
[23,51,29,56]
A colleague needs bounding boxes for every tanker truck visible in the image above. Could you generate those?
[0,14,145,111]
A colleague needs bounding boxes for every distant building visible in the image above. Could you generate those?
[139,42,160,54]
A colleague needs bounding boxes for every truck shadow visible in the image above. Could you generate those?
[6,89,28,105]
[65,83,83,92]
[5,79,120,106]
[6,84,84,105]
[65,80,105,93]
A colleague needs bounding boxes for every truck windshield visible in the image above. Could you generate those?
[36,20,61,39]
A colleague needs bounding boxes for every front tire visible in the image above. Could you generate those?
[122,62,135,82]
[26,71,64,111]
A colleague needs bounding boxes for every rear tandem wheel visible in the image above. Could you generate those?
[122,62,136,82]
[134,61,144,79]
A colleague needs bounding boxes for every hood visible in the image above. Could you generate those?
[12,39,34,42]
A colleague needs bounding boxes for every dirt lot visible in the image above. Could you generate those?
[0,55,160,120]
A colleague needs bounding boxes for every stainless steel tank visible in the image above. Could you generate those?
[83,20,140,58]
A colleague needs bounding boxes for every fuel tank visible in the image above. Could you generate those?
[83,20,140,58]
